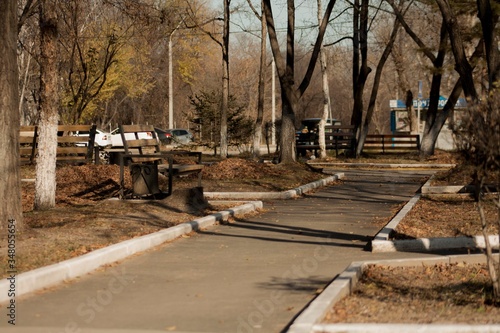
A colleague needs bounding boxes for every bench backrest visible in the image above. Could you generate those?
[364,133,421,152]
[119,124,161,162]
[20,124,97,164]
[324,125,356,145]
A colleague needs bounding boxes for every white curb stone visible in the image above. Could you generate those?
[204,174,344,200]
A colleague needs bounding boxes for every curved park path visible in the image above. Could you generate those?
[5,169,439,333]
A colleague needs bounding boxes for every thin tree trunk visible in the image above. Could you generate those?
[351,0,371,140]
[0,0,23,234]
[35,0,59,210]
[317,0,331,159]
[220,0,230,159]
[477,178,500,300]
[477,0,500,90]
[250,0,266,158]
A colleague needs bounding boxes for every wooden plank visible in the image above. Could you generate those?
[130,156,162,163]
[120,124,155,133]
[57,136,90,144]
[20,137,36,144]
[125,138,159,148]
[172,164,204,173]
[57,125,95,132]
[56,147,89,154]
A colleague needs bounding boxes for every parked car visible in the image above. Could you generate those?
[73,128,112,147]
[154,127,172,144]
[164,128,194,145]
[110,127,154,147]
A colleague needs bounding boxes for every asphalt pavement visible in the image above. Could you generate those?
[3,169,440,333]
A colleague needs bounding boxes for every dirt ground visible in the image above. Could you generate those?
[325,262,500,324]
[3,151,500,324]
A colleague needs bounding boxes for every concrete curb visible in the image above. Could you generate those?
[204,173,344,200]
[372,236,500,253]
[307,162,455,169]
[421,174,498,197]
[0,201,263,305]
[372,175,500,253]
[287,254,500,333]
[372,193,422,242]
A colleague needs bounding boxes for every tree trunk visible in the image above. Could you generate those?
[477,0,500,90]
[252,0,266,158]
[35,0,59,210]
[435,0,478,102]
[351,0,371,140]
[420,79,463,156]
[0,0,24,235]
[220,0,230,159]
[317,0,331,159]
[279,97,296,163]
[419,22,448,157]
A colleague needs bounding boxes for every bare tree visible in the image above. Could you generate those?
[263,0,336,163]
[184,1,230,158]
[60,1,122,124]
[220,0,230,158]
[0,0,23,234]
[356,9,401,155]
[451,0,500,302]
[454,96,500,303]
[386,0,479,157]
[34,0,59,210]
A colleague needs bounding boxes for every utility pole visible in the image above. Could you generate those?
[168,20,183,129]
[272,60,276,146]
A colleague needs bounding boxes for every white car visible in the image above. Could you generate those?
[73,129,112,147]
[110,128,154,147]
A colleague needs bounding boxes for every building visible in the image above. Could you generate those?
[389,96,467,150]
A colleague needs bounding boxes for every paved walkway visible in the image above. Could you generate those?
[6,169,439,333]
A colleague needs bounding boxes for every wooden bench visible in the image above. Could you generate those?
[118,124,204,199]
[20,124,98,165]
[363,134,420,153]
[296,125,356,157]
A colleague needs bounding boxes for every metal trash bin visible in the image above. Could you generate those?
[130,163,160,196]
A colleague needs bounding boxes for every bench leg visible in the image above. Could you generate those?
[197,170,202,187]
[119,154,125,199]
[168,156,173,196]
